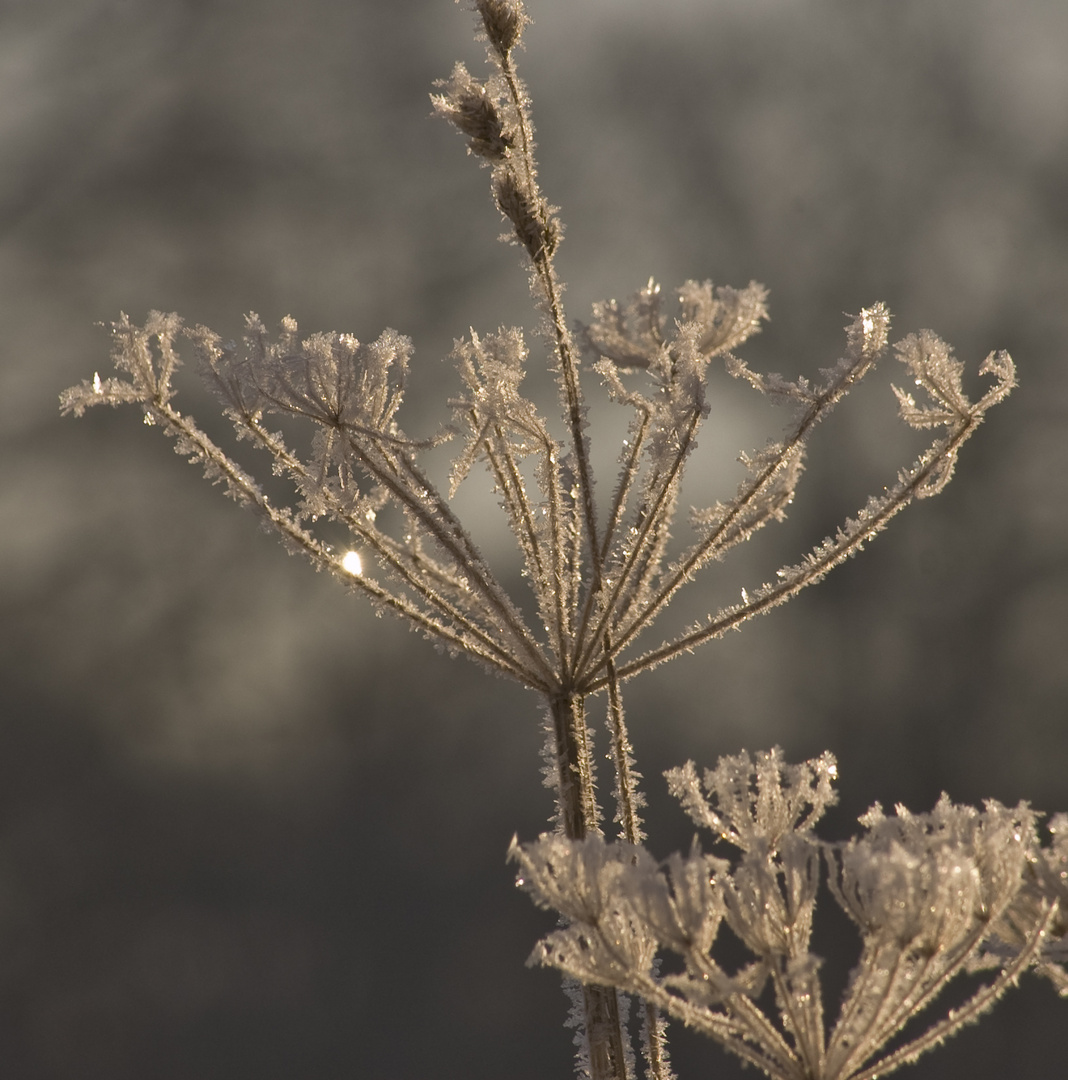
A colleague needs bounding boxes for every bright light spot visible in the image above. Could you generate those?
[341,550,362,575]
[92,372,103,393]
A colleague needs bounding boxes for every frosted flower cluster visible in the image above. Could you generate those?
[58,2,1054,1078]
[512,749,1064,1080]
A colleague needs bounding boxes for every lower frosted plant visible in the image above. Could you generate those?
[58,2,1062,1077]
[511,748,1066,1080]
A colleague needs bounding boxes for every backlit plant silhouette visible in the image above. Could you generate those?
[61,2,1064,1078]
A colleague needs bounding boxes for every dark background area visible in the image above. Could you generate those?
[2,0,1066,1077]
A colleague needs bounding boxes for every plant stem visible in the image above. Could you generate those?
[549,692,631,1080]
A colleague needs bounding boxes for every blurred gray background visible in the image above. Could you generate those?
[2,0,1066,1076]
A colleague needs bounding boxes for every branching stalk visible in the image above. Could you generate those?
[60,6,1036,1080]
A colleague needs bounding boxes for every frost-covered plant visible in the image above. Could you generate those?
[59,2,1058,1078]
[512,749,1065,1080]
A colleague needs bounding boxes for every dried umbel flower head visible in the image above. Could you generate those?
[580,278,771,371]
[60,4,1042,1079]
[666,748,839,853]
[828,796,1036,950]
[516,750,1062,1080]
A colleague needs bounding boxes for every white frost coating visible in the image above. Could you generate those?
[514,749,1063,1080]
[57,3,1041,1079]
